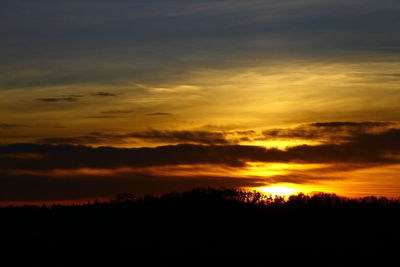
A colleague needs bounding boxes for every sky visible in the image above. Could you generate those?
[1,0,400,204]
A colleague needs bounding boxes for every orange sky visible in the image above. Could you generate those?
[1,0,400,204]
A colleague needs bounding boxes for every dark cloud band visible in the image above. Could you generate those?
[2,128,400,171]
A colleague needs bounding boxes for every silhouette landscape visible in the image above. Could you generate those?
[2,188,399,266]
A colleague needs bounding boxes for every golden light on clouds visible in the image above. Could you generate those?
[238,162,327,177]
[2,61,400,145]
[239,139,321,150]
[2,0,400,205]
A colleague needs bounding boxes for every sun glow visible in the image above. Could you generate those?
[251,183,328,198]
[257,185,298,197]
[240,139,320,150]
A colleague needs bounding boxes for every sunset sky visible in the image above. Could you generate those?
[1,0,400,204]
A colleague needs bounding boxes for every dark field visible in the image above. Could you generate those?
[1,188,399,266]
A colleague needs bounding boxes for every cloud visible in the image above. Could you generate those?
[91,92,120,97]
[36,133,120,145]
[262,121,397,142]
[86,115,116,119]
[36,92,120,104]
[126,130,230,145]
[264,174,343,185]
[63,94,85,98]
[36,97,79,102]
[310,121,394,128]
[3,126,400,202]
[36,130,233,145]
[146,112,173,116]
[279,128,400,163]
[101,110,134,114]
[1,152,44,160]
[0,123,26,129]
[0,143,248,170]
[38,136,109,145]
[1,0,400,90]
[3,128,400,172]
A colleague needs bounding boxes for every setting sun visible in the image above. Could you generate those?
[251,183,331,198]
[256,184,299,197]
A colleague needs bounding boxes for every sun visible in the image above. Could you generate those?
[255,184,301,198]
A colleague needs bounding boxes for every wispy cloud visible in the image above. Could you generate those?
[126,130,230,145]
[91,92,120,97]
[37,130,233,145]
[0,123,27,129]
[101,110,134,114]
[36,91,121,103]
[36,97,79,102]
[146,112,172,116]
[262,121,397,142]
[86,115,116,119]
